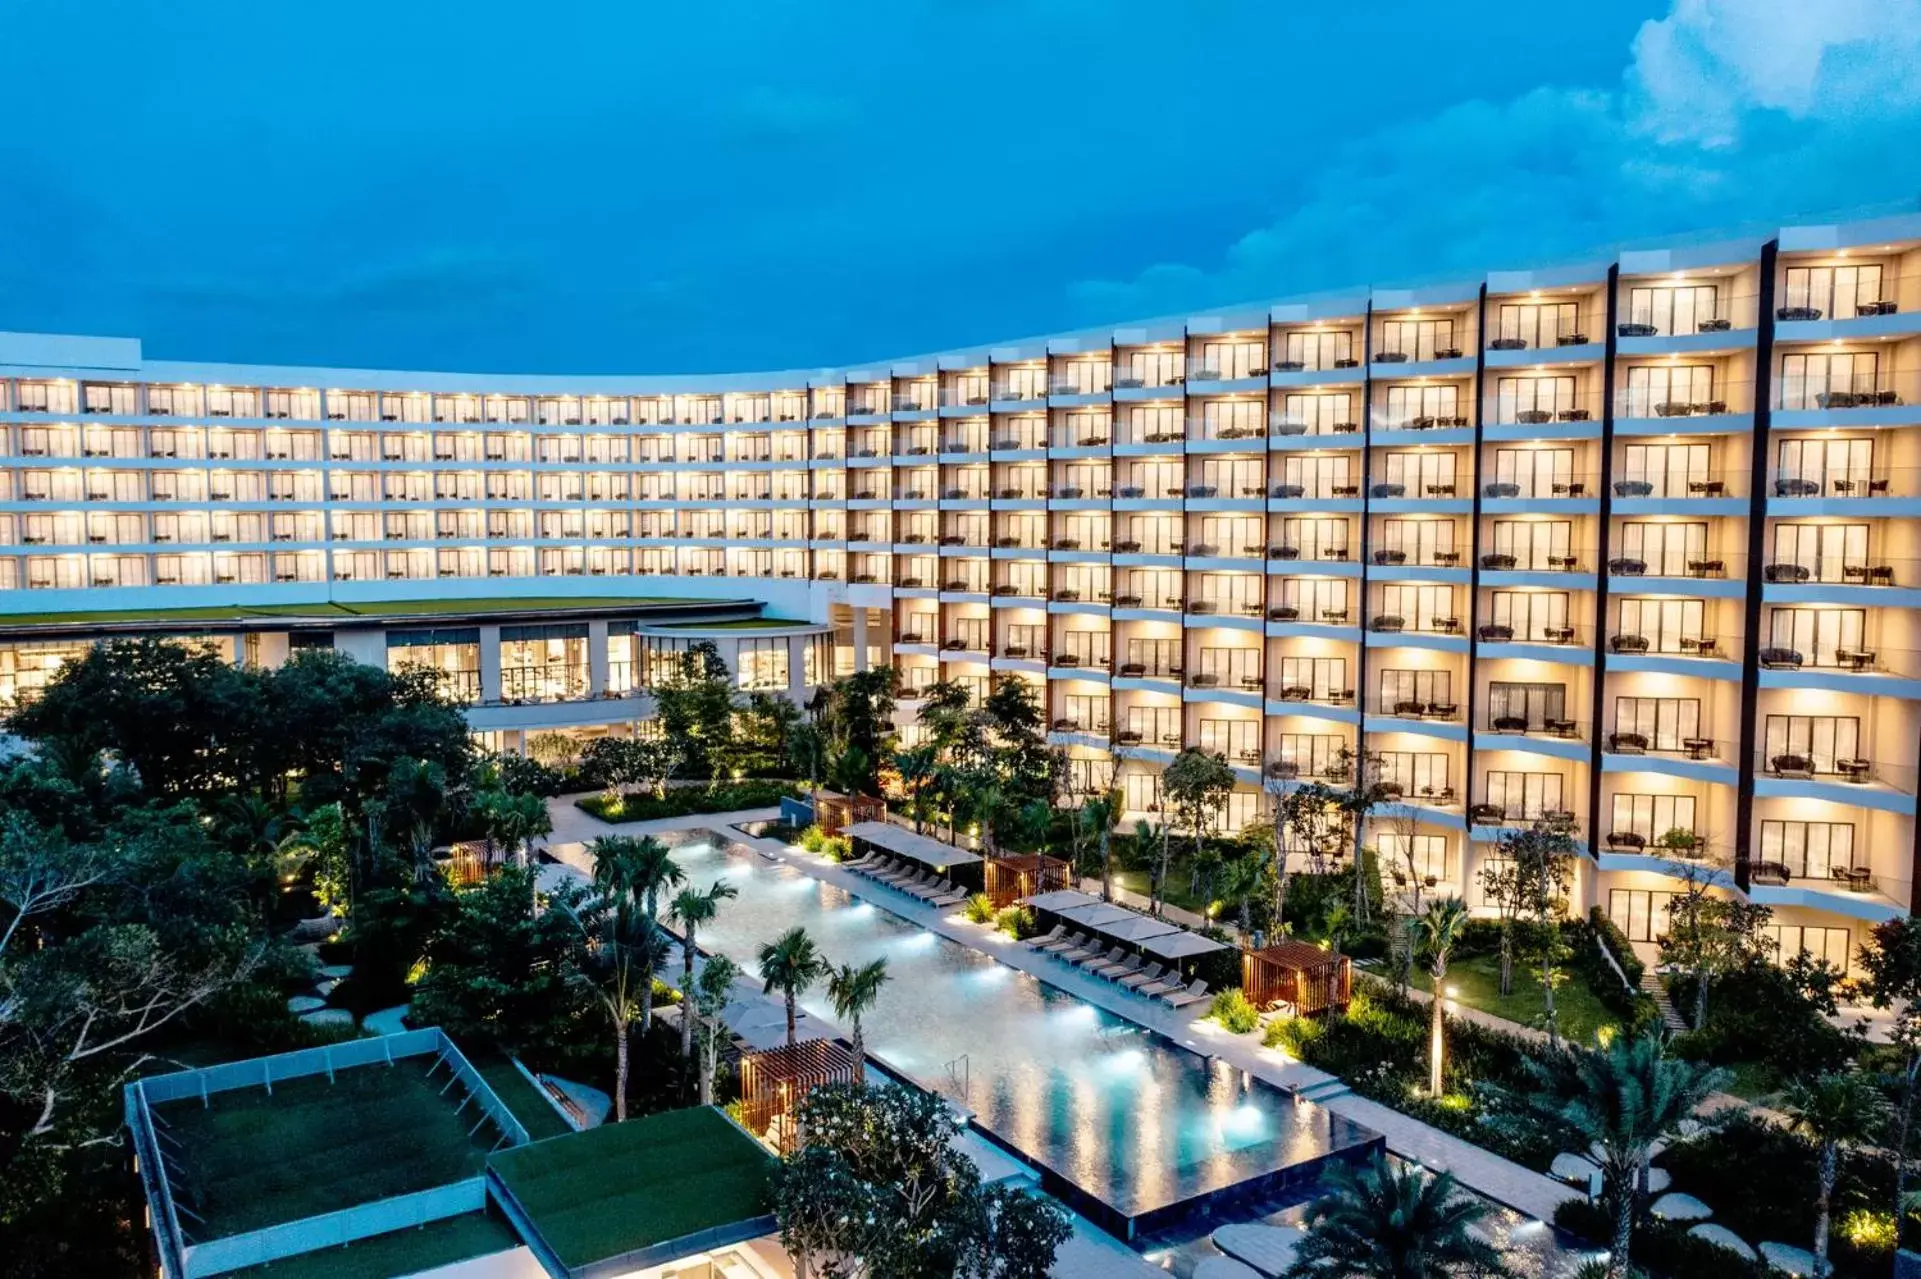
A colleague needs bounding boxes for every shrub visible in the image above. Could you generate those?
[1552,1200,1757,1279]
[820,834,851,862]
[996,905,1038,940]
[1564,916,1659,1033]
[1210,988,1261,1034]
[1667,963,1859,1078]
[797,824,830,855]
[963,893,997,925]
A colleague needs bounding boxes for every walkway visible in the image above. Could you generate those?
[553,797,1579,1226]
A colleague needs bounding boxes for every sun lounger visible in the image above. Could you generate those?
[1093,954,1142,981]
[1056,935,1101,963]
[1039,930,1085,955]
[1024,925,1066,949]
[1161,979,1211,1009]
[1077,945,1125,971]
[1117,962,1165,991]
[1135,973,1182,997]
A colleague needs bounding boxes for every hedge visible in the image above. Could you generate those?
[575,781,803,823]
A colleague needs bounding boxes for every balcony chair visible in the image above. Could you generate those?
[1608,732,1649,753]
[1758,647,1804,670]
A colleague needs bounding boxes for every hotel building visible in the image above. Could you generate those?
[4,212,1921,971]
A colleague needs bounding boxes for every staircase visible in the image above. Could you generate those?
[1641,968,1689,1033]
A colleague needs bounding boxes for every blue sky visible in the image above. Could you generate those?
[3,0,1918,373]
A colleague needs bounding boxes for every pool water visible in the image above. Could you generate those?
[673,841,1380,1235]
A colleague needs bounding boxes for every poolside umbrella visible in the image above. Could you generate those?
[1025,889,1098,912]
[1102,914,1183,944]
[1056,903,1137,934]
[1137,930,1229,961]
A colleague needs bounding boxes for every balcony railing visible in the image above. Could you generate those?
[1767,468,1905,499]
[1774,369,1918,412]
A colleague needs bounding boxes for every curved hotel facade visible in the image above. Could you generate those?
[4,212,1921,970]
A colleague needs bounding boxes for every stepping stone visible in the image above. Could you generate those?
[1651,1191,1712,1221]
[318,964,353,980]
[1644,1167,1671,1194]
[300,1008,355,1028]
[1194,1259,1263,1279]
[313,979,339,999]
[362,1005,410,1036]
[1212,1223,1303,1276]
[1759,1242,1817,1277]
[1689,1223,1756,1259]
[286,995,325,1014]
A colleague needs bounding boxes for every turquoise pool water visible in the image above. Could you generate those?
[673,840,1378,1230]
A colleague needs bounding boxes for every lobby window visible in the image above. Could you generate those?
[388,628,482,703]
[500,623,589,704]
[738,637,789,691]
[0,640,93,707]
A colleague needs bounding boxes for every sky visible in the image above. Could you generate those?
[2,0,1919,375]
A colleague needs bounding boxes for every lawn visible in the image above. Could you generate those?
[160,1058,508,1239]
[221,1212,519,1279]
[463,1047,573,1142]
[1400,952,1622,1045]
[489,1107,772,1270]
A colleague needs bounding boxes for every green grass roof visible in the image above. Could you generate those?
[646,616,814,630]
[0,596,737,629]
[220,1211,519,1279]
[159,1059,507,1240]
[488,1107,773,1270]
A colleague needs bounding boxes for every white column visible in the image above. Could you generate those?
[480,624,503,703]
[853,608,870,672]
[587,620,609,698]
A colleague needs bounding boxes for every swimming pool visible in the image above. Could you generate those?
[672,839,1380,1239]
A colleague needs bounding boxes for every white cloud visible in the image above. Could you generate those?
[1070,0,1921,323]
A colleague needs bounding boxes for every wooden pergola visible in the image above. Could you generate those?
[436,840,504,887]
[982,853,1072,908]
[737,1039,861,1153]
[1243,940,1352,1017]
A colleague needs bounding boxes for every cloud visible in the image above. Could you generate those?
[1069,0,1921,323]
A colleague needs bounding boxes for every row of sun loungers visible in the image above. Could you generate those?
[1020,925,1211,1009]
[841,853,968,908]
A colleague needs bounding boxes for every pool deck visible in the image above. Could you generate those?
[546,798,1579,1231]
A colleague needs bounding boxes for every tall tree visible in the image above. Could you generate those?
[825,958,889,1078]
[758,925,830,1048]
[1660,854,1774,1029]
[1078,789,1123,903]
[1783,1071,1889,1279]
[1163,748,1235,907]
[1284,1153,1513,1279]
[653,640,738,781]
[668,880,737,1060]
[692,952,742,1106]
[479,788,551,872]
[1858,916,1921,1228]
[892,745,938,834]
[1497,820,1575,1043]
[1417,896,1471,1095]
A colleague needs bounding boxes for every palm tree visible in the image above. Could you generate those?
[1784,1071,1890,1278]
[591,834,684,920]
[1285,1152,1513,1278]
[668,880,737,1060]
[564,892,670,1123]
[825,958,889,1078]
[1417,897,1471,1096]
[481,788,551,872]
[1079,790,1123,902]
[789,720,828,823]
[591,835,684,1033]
[758,926,830,1048]
[1486,1029,1726,1278]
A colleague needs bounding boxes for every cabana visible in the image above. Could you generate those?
[842,821,986,894]
[737,1039,862,1153]
[982,852,1072,908]
[1243,940,1353,1016]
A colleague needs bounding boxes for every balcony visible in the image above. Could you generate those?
[1754,752,1917,815]
[1773,371,1921,428]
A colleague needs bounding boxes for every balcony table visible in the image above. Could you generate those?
[1682,738,1715,760]
[1545,718,1578,738]
[1846,866,1876,892]
[1838,758,1873,783]
[1837,649,1876,672]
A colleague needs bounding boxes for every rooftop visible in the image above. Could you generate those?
[487,1106,774,1276]
[0,595,760,636]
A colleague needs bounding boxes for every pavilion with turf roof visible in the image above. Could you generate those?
[126,1029,785,1279]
